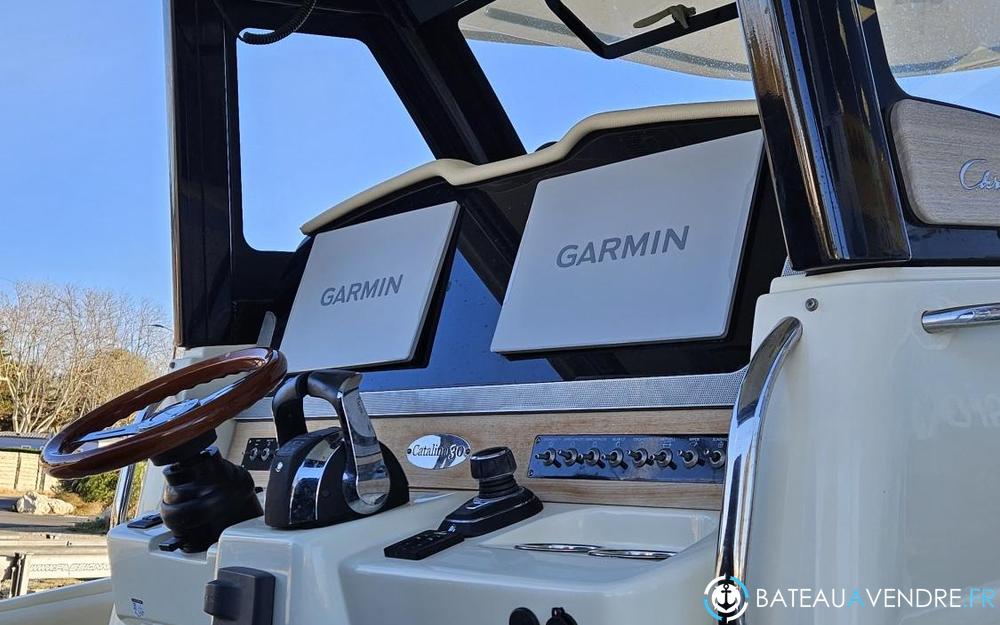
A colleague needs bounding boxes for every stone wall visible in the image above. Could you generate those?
[0,451,59,492]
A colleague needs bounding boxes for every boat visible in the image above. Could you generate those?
[2,1,999,623]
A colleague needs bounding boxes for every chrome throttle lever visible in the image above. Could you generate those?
[265,369,408,529]
[311,370,391,515]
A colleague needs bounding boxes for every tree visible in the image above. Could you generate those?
[0,281,172,433]
[76,348,159,415]
[0,344,14,431]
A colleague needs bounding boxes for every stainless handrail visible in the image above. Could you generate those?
[922,303,1000,334]
[110,404,158,526]
[110,463,135,527]
[713,317,802,624]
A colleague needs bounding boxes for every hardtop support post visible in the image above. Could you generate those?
[735,0,911,271]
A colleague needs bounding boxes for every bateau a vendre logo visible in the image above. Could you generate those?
[704,576,750,622]
[702,576,1000,621]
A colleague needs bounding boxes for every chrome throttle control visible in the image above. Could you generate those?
[264,370,409,529]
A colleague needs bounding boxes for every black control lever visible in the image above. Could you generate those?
[439,446,542,537]
[272,373,309,446]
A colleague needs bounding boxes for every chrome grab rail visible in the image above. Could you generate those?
[922,303,1000,334]
[110,404,158,526]
[111,463,136,527]
[714,317,802,623]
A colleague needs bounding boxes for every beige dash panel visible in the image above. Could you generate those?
[228,409,729,511]
[891,99,1000,226]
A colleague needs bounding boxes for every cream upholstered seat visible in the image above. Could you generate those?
[301,99,758,235]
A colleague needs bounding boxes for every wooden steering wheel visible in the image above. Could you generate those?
[42,347,287,478]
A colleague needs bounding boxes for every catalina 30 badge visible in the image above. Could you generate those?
[406,434,472,470]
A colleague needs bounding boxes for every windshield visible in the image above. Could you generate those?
[877,0,1000,116]
[459,0,753,148]
[461,0,749,79]
[875,0,1000,77]
[461,0,1000,80]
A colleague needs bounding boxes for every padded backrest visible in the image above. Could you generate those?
[302,100,758,234]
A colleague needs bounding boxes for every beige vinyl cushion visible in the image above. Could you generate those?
[301,100,759,234]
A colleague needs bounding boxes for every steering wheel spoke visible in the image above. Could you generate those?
[75,421,142,445]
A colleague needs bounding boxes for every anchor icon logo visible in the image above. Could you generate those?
[716,583,738,610]
[704,575,749,621]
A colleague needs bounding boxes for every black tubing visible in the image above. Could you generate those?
[211,0,318,45]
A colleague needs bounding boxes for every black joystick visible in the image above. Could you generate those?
[439,446,542,537]
[154,430,263,553]
[471,447,520,497]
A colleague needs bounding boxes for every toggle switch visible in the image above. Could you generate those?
[654,449,673,468]
[606,448,625,468]
[535,449,557,466]
[558,448,581,466]
[628,448,650,466]
[708,449,726,469]
[583,448,602,466]
[680,449,699,469]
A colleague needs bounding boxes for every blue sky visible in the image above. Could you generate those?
[1,3,171,310]
[236,32,753,252]
[2,2,997,318]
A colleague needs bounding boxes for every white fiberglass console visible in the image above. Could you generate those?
[108,493,717,625]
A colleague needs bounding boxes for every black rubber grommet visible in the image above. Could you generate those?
[510,607,540,625]
[546,607,578,625]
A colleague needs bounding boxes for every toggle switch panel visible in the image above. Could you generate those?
[241,437,279,471]
[527,435,727,483]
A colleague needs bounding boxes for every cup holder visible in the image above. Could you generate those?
[587,549,675,561]
[513,543,603,554]
[512,543,676,560]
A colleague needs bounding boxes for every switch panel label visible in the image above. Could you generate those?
[492,131,762,353]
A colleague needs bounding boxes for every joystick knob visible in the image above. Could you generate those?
[471,446,517,482]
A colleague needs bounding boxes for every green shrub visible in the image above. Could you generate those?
[126,462,147,518]
[58,471,119,505]
[69,517,111,534]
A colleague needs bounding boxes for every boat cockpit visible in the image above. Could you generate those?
[4,1,1000,624]
[92,97,780,625]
